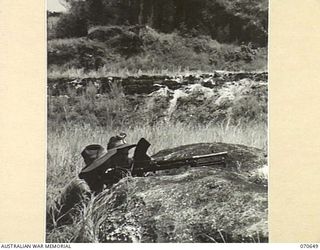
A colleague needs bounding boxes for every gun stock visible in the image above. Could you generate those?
[132,138,152,176]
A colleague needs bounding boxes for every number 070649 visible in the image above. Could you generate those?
[300,244,319,248]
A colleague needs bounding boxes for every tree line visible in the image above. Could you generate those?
[55,0,268,46]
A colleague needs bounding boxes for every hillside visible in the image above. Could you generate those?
[48,26,267,76]
[47,0,268,75]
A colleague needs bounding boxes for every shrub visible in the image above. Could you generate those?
[109,31,143,56]
[48,38,107,70]
[230,94,267,124]
[55,1,89,39]
[88,26,125,41]
[55,13,88,38]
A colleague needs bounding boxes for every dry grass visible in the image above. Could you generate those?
[47,66,267,79]
[46,69,268,242]
[47,121,267,197]
[47,120,267,242]
[47,66,205,78]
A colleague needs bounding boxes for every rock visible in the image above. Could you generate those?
[152,142,266,172]
[47,72,267,96]
[47,73,267,127]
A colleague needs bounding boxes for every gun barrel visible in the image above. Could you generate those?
[132,151,228,174]
[192,151,228,159]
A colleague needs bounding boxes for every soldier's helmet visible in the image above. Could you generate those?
[79,133,136,175]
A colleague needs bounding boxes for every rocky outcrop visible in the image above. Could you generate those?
[47,72,267,96]
[47,72,268,127]
[152,142,267,173]
[90,167,268,243]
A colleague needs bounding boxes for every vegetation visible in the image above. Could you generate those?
[54,0,268,46]
[47,123,267,242]
[46,0,268,243]
[48,77,267,128]
[48,25,267,76]
[47,76,268,202]
[47,0,268,75]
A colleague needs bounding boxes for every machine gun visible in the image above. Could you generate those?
[79,137,228,193]
[130,138,228,176]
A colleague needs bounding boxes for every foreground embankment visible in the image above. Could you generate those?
[47,142,268,243]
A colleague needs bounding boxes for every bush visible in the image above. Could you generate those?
[230,93,267,124]
[55,13,88,38]
[88,26,124,41]
[109,31,143,56]
[48,38,107,70]
[54,1,89,39]
[171,93,228,125]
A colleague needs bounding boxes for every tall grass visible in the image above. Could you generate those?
[47,121,267,242]
[47,93,267,242]
[46,69,268,242]
[47,121,267,200]
[47,72,268,203]
[47,65,267,79]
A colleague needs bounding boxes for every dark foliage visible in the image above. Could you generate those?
[55,2,89,38]
[56,0,268,46]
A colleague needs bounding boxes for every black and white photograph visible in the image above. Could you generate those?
[46,0,268,243]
